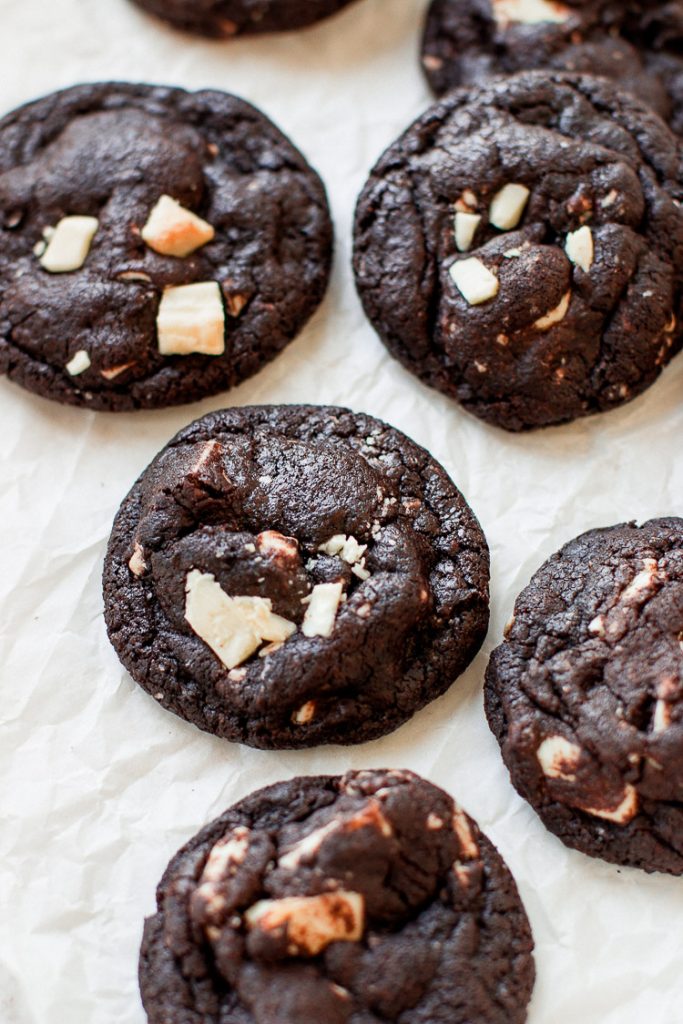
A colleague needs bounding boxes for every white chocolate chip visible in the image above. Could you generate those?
[245,891,364,956]
[565,226,594,273]
[65,349,91,376]
[141,195,215,258]
[534,290,571,331]
[454,211,482,253]
[455,189,478,213]
[202,830,250,882]
[100,361,136,380]
[580,785,639,825]
[39,216,99,273]
[450,258,499,305]
[128,542,147,577]
[452,807,479,859]
[537,735,582,782]
[427,813,444,831]
[292,700,316,725]
[257,531,299,560]
[588,614,606,637]
[653,699,671,733]
[621,559,661,604]
[157,282,225,357]
[489,183,530,231]
[352,561,371,581]
[184,570,296,670]
[302,582,344,638]
[318,535,367,565]
[492,0,571,26]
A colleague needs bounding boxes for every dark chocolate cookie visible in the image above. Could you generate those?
[103,405,490,748]
[139,769,535,1024]
[422,1,683,135]
[0,83,332,411]
[486,517,683,874]
[129,0,359,37]
[353,72,683,431]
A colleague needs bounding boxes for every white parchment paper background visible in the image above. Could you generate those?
[1,1,682,1021]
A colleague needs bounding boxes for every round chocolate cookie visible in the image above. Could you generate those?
[139,769,535,1024]
[353,72,683,431]
[0,83,332,411]
[129,0,359,37]
[486,517,683,874]
[103,405,490,748]
[422,1,683,135]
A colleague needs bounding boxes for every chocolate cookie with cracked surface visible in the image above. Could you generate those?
[0,83,331,411]
[103,405,490,748]
[139,769,535,1024]
[353,72,683,431]
[129,0,360,37]
[422,1,683,135]
[486,517,683,874]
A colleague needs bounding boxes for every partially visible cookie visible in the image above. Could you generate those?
[422,1,683,135]
[139,769,535,1024]
[129,0,360,37]
[103,405,490,748]
[486,517,683,875]
[353,72,683,431]
[0,83,332,411]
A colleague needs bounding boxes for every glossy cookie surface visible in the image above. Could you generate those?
[103,405,490,748]
[139,769,535,1023]
[486,517,683,874]
[354,72,683,431]
[0,83,331,410]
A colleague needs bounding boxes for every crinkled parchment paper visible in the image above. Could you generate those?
[1,1,682,1021]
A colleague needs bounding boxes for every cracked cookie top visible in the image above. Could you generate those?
[0,83,331,411]
[353,72,683,431]
[103,405,489,748]
[485,517,683,874]
[139,769,535,1024]
[422,0,683,135]
[129,0,360,37]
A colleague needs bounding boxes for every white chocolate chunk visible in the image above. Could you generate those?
[185,570,296,669]
[157,282,225,356]
[492,0,571,26]
[653,699,671,734]
[202,830,250,882]
[454,211,482,252]
[65,349,91,376]
[489,183,530,231]
[580,785,639,825]
[565,226,594,273]
[100,361,136,380]
[534,290,571,331]
[245,891,364,957]
[128,542,147,577]
[450,258,499,305]
[318,535,367,565]
[452,807,479,859]
[257,531,299,561]
[427,813,444,831]
[621,559,660,604]
[141,194,215,257]
[352,561,371,581]
[537,735,582,781]
[302,582,344,638]
[39,216,99,273]
[588,615,606,637]
[292,700,316,725]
